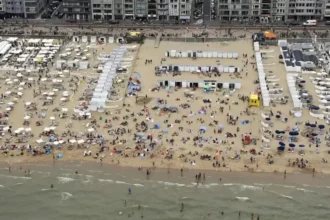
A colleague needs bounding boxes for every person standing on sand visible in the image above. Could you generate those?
[284,170,286,179]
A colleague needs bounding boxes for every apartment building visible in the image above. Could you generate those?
[325,0,330,20]
[216,0,252,21]
[135,0,148,18]
[25,0,47,18]
[63,0,91,20]
[0,0,4,12]
[91,0,113,20]
[4,0,25,17]
[216,0,324,22]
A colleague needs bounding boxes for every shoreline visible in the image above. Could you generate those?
[0,154,321,175]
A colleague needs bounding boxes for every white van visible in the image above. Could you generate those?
[303,20,317,26]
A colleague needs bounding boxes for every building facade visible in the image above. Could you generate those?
[25,0,47,18]
[63,0,91,20]
[216,0,324,22]
[91,0,113,20]
[4,0,25,17]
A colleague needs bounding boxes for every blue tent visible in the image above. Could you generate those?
[153,124,160,129]
[277,146,285,151]
[310,106,320,110]
[200,126,207,131]
[299,144,305,148]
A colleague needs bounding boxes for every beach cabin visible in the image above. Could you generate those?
[249,94,260,107]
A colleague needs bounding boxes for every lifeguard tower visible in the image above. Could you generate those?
[249,94,260,107]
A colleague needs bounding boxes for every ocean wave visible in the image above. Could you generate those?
[296,188,313,193]
[240,185,263,191]
[98,179,113,183]
[254,183,273,186]
[57,177,75,184]
[236,197,250,202]
[223,183,235,186]
[280,194,294,200]
[133,184,144,187]
[61,192,73,201]
[88,170,102,173]
[41,188,49,191]
[158,181,186,187]
[116,181,129,185]
[0,174,31,180]
[275,184,295,188]
[0,185,4,188]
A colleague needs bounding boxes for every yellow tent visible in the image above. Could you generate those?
[129,32,140,37]
[249,94,260,107]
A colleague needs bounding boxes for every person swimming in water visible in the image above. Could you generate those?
[50,184,54,188]
[128,188,132,194]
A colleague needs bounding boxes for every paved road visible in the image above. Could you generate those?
[2,18,330,30]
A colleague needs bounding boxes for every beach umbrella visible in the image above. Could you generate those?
[305,122,310,126]
[58,140,64,144]
[275,130,282,134]
[36,139,44,143]
[49,126,56,130]
[7,102,15,106]
[277,146,285,151]
[299,144,305,148]
[289,131,299,136]
[78,139,85,144]
[289,143,295,148]
[61,108,68,112]
[311,133,318,137]
[69,139,77,143]
[53,141,59,145]
[5,91,11,95]
[276,115,281,119]
[87,128,94,132]
[265,117,271,121]
[218,124,224,129]
[24,116,30,120]
[50,116,55,120]
[44,127,50,131]
[200,126,207,131]
[310,106,320,110]
[279,142,285,146]
[25,127,32,132]
[318,125,325,129]
[310,124,316,128]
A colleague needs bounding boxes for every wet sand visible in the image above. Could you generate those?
[1,38,330,174]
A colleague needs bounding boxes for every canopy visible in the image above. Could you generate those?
[264,31,277,39]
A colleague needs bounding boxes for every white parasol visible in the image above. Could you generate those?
[61,108,68,112]
[24,115,30,120]
[69,139,77,143]
[36,139,44,143]
[78,139,85,144]
[50,116,56,120]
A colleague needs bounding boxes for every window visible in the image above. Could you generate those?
[93,4,101,8]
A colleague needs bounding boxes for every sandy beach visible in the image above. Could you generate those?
[0,34,330,175]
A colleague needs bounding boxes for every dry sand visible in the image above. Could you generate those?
[1,38,330,174]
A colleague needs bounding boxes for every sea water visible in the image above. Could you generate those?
[0,161,329,220]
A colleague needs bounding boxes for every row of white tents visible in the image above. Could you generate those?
[254,42,270,107]
[287,74,303,108]
[166,50,239,59]
[89,46,127,111]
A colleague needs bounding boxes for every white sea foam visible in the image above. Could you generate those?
[57,177,75,184]
[61,192,73,201]
[116,181,129,185]
[133,184,144,187]
[240,184,262,191]
[296,188,313,193]
[280,194,293,199]
[181,197,188,200]
[0,185,4,188]
[41,188,49,191]
[223,183,234,186]
[236,197,250,202]
[88,170,102,173]
[98,179,113,183]
[0,174,31,180]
